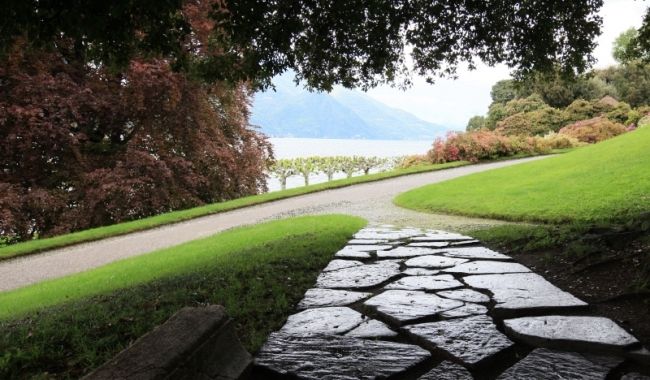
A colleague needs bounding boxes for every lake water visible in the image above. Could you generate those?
[267,138,434,191]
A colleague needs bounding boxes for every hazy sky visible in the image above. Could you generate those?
[365,0,649,130]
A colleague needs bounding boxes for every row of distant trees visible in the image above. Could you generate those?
[268,156,396,190]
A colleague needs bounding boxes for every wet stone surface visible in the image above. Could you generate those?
[296,288,372,310]
[404,255,469,268]
[255,333,431,380]
[504,315,639,351]
[365,290,464,325]
[464,273,588,316]
[438,288,491,303]
[316,261,400,289]
[496,348,622,379]
[384,274,463,291]
[279,307,365,335]
[442,260,531,274]
[344,319,397,339]
[254,226,645,379]
[418,361,473,379]
[405,315,514,367]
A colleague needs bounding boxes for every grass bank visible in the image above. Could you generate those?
[0,214,365,378]
[0,161,465,261]
[395,127,650,223]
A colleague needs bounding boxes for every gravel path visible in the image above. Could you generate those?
[0,156,547,291]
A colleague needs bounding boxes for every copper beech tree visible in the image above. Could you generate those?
[0,8,271,242]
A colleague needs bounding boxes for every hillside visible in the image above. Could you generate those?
[251,73,448,140]
[395,126,650,223]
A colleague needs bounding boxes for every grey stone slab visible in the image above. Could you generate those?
[408,241,450,248]
[449,239,481,246]
[348,239,391,245]
[622,373,650,380]
[316,261,401,290]
[385,275,464,291]
[344,319,398,339]
[335,244,394,258]
[255,332,431,380]
[405,315,514,367]
[496,348,622,380]
[364,290,463,325]
[464,273,588,316]
[376,246,438,259]
[443,261,531,275]
[354,228,424,240]
[404,255,469,269]
[439,247,512,260]
[323,259,364,272]
[335,248,372,259]
[418,361,473,379]
[438,288,490,303]
[415,231,475,241]
[279,307,365,335]
[439,302,489,318]
[503,316,639,351]
[297,288,372,310]
[403,268,441,276]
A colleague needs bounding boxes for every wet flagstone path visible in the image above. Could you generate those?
[253,226,650,380]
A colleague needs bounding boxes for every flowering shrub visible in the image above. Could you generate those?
[559,117,627,143]
[397,155,431,168]
[538,132,584,150]
[427,130,548,163]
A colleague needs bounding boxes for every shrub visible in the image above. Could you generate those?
[466,115,486,131]
[539,132,584,150]
[398,155,431,168]
[562,99,597,124]
[427,130,549,163]
[559,117,627,143]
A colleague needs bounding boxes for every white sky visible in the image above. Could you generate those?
[365,0,648,130]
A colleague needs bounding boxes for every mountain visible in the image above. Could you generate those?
[250,73,448,140]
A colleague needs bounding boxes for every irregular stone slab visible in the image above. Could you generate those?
[439,247,512,260]
[405,255,469,269]
[345,319,398,339]
[354,228,424,240]
[449,239,481,246]
[408,241,449,248]
[316,261,401,290]
[503,316,639,352]
[335,244,394,259]
[438,289,490,303]
[403,268,441,276]
[255,332,431,379]
[348,239,391,245]
[418,361,473,379]
[405,315,514,367]
[335,248,372,259]
[385,275,463,291]
[297,288,372,310]
[465,273,588,316]
[323,259,364,272]
[497,348,622,379]
[279,307,365,335]
[376,246,437,259]
[439,303,489,318]
[365,290,463,325]
[413,231,474,241]
[443,261,531,275]
[622,373,650,380]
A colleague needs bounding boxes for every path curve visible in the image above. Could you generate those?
[0,156,548,291]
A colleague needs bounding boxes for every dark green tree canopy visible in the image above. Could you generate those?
[1,0,603,90]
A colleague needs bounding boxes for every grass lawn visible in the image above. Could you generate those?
[0,214,365,378]
[0,161,465,261]
[394,127,650,224]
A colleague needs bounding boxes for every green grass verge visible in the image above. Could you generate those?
[0,214,366,378]
[395,127,650,223]
[0,161,465,261]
